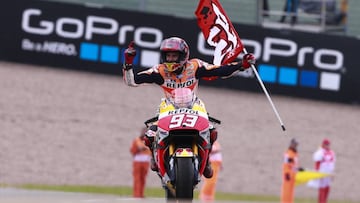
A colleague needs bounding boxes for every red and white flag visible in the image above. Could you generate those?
[195,0,243,65]
[195,0,286,131]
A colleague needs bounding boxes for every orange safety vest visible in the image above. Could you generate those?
[130,136,152,198]
[130,137,151,161]
[199,141,223,201]
[281,148,298,203]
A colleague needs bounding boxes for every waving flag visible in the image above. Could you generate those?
[295,170,331,186]
[195,0,243,66]
[195,0,286,131]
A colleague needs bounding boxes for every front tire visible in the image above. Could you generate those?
[175,158,194,200]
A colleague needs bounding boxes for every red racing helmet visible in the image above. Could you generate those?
[160,37,189,72]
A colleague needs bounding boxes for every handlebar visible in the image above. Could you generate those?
[209,116,221,125]
[144,116,158,127]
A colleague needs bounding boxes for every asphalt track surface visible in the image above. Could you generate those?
[0,188,270,203]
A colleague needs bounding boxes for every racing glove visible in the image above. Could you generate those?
[123,41,137,86]
[123,41,136,70]
[241,53,256,69]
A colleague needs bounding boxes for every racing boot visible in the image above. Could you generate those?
[202,128,217,178]
[145,125,158,172]
[144,136,158,172]
[203,159,213,178]
[150,157,158,172]
[209,127,218,145]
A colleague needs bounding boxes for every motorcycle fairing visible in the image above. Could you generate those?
[154,100,211,182]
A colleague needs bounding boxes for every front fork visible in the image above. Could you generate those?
[167,141,201,185]
[169,141,198,155]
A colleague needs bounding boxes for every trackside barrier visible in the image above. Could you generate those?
[0,0,359,104]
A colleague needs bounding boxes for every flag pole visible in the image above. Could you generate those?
[243,48,286,131]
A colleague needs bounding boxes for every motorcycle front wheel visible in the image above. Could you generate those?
[175,157,194,200]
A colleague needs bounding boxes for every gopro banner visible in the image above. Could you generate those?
[201,25,360,104]
[0,0,190,74]
[0,0,359,104]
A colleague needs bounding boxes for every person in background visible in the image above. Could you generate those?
[313,138,336,203]
[279,0,299,25]
[299,0,347,25]
[130,127,152,198]
[281,138,303,203]
[340,0,348,22]
[199,140,223,202]
[333,0,348,25]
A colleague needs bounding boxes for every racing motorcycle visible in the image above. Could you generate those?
[144,88,221,202]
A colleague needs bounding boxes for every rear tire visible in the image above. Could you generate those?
[175,158,194,200]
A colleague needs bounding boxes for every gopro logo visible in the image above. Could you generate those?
[198,35,344,91]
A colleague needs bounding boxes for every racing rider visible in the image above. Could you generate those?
[123,37,256,178]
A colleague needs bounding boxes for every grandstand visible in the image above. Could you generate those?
[42,0,358,37]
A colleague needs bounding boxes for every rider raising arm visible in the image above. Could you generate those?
[123,37,255,97]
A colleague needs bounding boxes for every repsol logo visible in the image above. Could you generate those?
[168,108,198,115]
[197,33,344,71]
[21,8,163,48]
[165,79,195,88]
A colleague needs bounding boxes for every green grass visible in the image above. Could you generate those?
[1,184,357,203]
